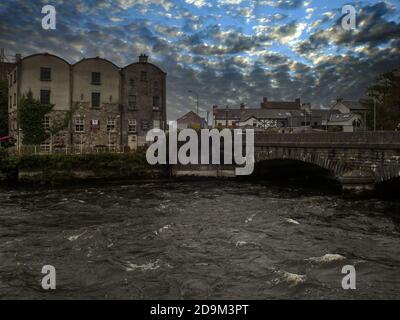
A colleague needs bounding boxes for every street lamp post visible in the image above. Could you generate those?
[373,97,377,131]
[188,90,199,115]
[225,105,229,128]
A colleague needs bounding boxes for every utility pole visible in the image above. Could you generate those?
[0,48,5,81]
[373,97,377,131]
[225,105,229,128]
[188,90,199,115]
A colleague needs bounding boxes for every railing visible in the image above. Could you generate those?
[6,145,135,156]
[254,131,400,148]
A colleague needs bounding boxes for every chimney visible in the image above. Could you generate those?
[261,97,268,109]
[15,53,21,62]
[240,103,245,110]
[337,97,343,103]
[213,105,218,115]
[139,54,148,63]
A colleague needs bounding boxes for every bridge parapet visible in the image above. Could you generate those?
[253,131,400,195]
[254,132,400,149]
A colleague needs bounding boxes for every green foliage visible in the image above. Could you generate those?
[0,80,8,136]
[0,149,165,183]
[367,68,400,130]
[17,150,153,176]
[48,102,80,135]
[18,90,53,145]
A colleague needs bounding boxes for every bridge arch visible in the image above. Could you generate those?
[254,147,348,178]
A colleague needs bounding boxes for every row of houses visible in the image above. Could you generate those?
[178,97,370,133]
[7,52,166,151]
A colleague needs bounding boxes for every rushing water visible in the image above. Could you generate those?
[0,179,399,299]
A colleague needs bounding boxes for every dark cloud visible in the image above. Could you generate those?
[0,0,399,118]
[262,0,304,10]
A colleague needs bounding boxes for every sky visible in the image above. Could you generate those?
[0,0,399,120]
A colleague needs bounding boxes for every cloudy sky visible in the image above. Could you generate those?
[0,0,399,119]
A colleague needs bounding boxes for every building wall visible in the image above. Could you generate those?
[20,54,70,111]
[8,53,167,151]
[121,61,166,149]
[9,53,71,147]
[72,58,120,149]
[215,119,237,127]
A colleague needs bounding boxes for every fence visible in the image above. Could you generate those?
[6,144,142,156]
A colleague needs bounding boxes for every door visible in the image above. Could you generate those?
[128,134,137,150]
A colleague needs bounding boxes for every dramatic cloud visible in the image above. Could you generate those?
[0,0,399,118]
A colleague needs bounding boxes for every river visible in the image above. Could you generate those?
[0,180,399,299]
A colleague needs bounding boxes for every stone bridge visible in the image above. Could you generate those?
[253,131,400,194]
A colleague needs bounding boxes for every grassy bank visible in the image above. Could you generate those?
[0,150,169,184]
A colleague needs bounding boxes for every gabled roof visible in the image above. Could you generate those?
[177,111,203,122]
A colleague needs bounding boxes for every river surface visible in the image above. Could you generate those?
[0,180,399,299]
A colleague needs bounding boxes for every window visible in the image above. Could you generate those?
[128,119,137,133]
[153,119,160,129]
[129,78,135,87]
[154,81,159,91]
[91,72,101,85]
[40,90,51,105]
[153,96,160,111]
[9,74,12,87]
[128,95,136,111]
[91,92,100,108]
[107,118,116,132]
[40,142,50,152]
[75,117,85,132]
[13,70,16,83]
[44,116,50,130]
[141,120,149,131]
[140,71,147,81]
[80,93,84,101]
[40,67,51,81]
[9,95,12,108]
[109,95,113,102]
[13,93,16,106]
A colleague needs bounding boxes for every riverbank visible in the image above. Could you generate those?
[0,151,169,185]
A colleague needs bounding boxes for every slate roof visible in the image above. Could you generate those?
[261,100,301,110]
[334,100,370,111]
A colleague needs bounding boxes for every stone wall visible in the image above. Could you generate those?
[254,132,400,194]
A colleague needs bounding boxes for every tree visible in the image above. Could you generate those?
[0,80,8,136]
[366,68,400,130]
[18,90,53,145]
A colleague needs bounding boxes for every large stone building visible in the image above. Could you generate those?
[7,52,166,151]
